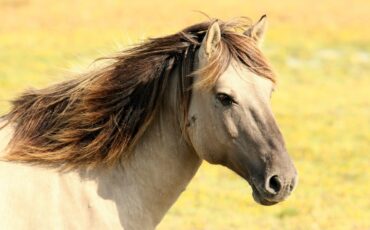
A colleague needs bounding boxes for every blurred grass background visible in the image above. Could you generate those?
[0,0,369,229]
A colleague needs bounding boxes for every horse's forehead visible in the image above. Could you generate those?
[216,63,273,96]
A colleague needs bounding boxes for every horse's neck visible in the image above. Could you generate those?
[0,116,200,229]
[0,72,201,229]
[91,74,202,229]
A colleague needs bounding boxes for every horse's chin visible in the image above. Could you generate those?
[251,185,279,206]
[252,190,278,206]
[225,162,282,206]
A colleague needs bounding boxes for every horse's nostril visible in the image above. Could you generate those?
[289,177,297,192]
[266,175,282,195]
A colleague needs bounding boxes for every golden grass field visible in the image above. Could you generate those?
[1,0,369,229]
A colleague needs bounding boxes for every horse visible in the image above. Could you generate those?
[0,15,297,229]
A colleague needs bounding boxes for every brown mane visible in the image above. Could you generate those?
[0,18,276,169]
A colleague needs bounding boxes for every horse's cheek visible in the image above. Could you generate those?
[225,116,239,139]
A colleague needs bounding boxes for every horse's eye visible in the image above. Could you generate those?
[216,93,235,106]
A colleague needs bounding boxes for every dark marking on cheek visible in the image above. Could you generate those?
[267,138,278,151]
[250,108,259,123]
[186,115,197,127]
[249,107,266,131]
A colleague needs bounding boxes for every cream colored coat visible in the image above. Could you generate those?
[0,106,201,230]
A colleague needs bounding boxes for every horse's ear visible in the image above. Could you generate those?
[244,15,267,47]
[199,21,221,60]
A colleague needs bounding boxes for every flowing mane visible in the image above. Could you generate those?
[0,18,276,169]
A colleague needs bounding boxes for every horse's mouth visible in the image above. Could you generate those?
[225,159,284,206]
[250,183,279,206]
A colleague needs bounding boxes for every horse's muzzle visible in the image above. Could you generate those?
[251,173,298,206]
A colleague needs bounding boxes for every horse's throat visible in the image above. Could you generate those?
[116,113,201,228]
